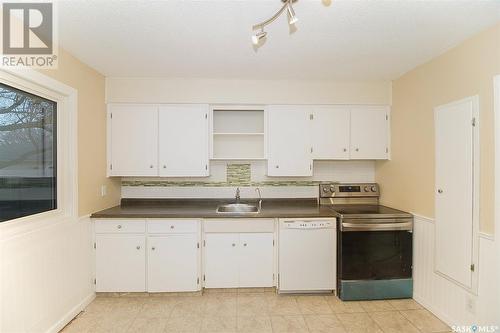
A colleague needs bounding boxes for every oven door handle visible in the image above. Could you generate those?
[341,221,413,232]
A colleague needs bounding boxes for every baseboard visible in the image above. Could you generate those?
[413,293,456,327]
[46,292,96,333]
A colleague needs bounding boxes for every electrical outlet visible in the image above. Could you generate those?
[100,185,107,197]
[465,295,476,314]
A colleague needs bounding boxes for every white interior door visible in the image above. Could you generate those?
[350,106,389,159]
[109,104,158,176]
[267,105,312,176]
[95,234,146,292]
[435,97,477,288]
[238,233,274,288]
[204,233,239,288]
[159,104,209,176]
[311,106,350,159]
[147,234,199,292]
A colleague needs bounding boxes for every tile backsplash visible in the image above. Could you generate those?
[121,160,375,198]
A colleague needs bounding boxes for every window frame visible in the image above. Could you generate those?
[0,68,78,239]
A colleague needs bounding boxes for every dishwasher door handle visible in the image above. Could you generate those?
[341,221,412,232]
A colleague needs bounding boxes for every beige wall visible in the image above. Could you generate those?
[40,48,120,216]
[376,24,500,234]
[106,77,392,105]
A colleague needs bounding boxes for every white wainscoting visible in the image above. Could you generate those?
[412,214,499,327]
[0,216,95,333]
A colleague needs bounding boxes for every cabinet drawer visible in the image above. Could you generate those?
[147,220,199,234]
[95,219,146,234]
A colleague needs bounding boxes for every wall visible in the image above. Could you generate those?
[1,49,120,333]
[376,24,500,234]
[41,49,120,216]
[106,77,392,105]
[412,215,498,328]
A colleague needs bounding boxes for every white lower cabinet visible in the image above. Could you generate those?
[147,234,200,292]
[94,219,201,292]
[95,234,146,292]
[204,232,274,288]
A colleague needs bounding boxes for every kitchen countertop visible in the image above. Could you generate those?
[90,198,337,219]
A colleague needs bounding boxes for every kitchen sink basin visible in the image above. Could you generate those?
[216,203,260,214]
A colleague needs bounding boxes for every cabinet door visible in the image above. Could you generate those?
[109,104,158,176]
[159,104,209,177]
[267,105,312,176]
[95,234,146,292]
[239,233,274,288]
[147,234,200,292]
[350,106,389,159]
[311,106,350,159]
[204,233,239,288]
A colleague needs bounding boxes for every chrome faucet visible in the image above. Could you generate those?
[235,187,241,203]
[255,187,262,211]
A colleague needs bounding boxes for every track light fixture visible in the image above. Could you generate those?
[252,30,268,45]
[251,0,298,45]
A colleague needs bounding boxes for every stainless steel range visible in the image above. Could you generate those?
[320,183,413,301]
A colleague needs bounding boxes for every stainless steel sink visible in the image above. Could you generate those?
[216,203,260,214]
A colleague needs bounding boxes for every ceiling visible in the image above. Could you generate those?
[58,0,500,81]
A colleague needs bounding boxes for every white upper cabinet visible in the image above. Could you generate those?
[267,105,312,176]
[108,104,158,176]
[159,104,209,176]
[311,106,350,160]
[350,106,389,159]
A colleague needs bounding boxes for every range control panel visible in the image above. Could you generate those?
[320,183,380,198]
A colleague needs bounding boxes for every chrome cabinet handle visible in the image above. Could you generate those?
[136,246,141,250]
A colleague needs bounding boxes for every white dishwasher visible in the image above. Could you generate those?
[278,218,336,293]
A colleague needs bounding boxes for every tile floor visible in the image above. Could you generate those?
[61,289,451,333]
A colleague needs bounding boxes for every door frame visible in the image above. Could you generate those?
[494,75,500,303]
[433,95,480,294]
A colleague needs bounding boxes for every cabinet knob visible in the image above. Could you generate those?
[243,243,247,247]
[343,148,347,152]
[437,189,443,194]
[136,246,141,250]
[355,148,359,152]
[151,247,156,251]
[150,165,154,168]
[117,225,122,229]
[170,225,175,229]
[275,165,279,169]
[232,243,236,247]
[163,165,166,169]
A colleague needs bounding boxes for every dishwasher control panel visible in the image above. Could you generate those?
[281,220,335,229]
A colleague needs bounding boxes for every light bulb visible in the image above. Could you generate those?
[287,4,298,25]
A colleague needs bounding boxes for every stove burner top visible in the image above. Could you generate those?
[330,205,412,219]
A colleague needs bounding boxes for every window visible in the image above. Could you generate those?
[0,83,57,222]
